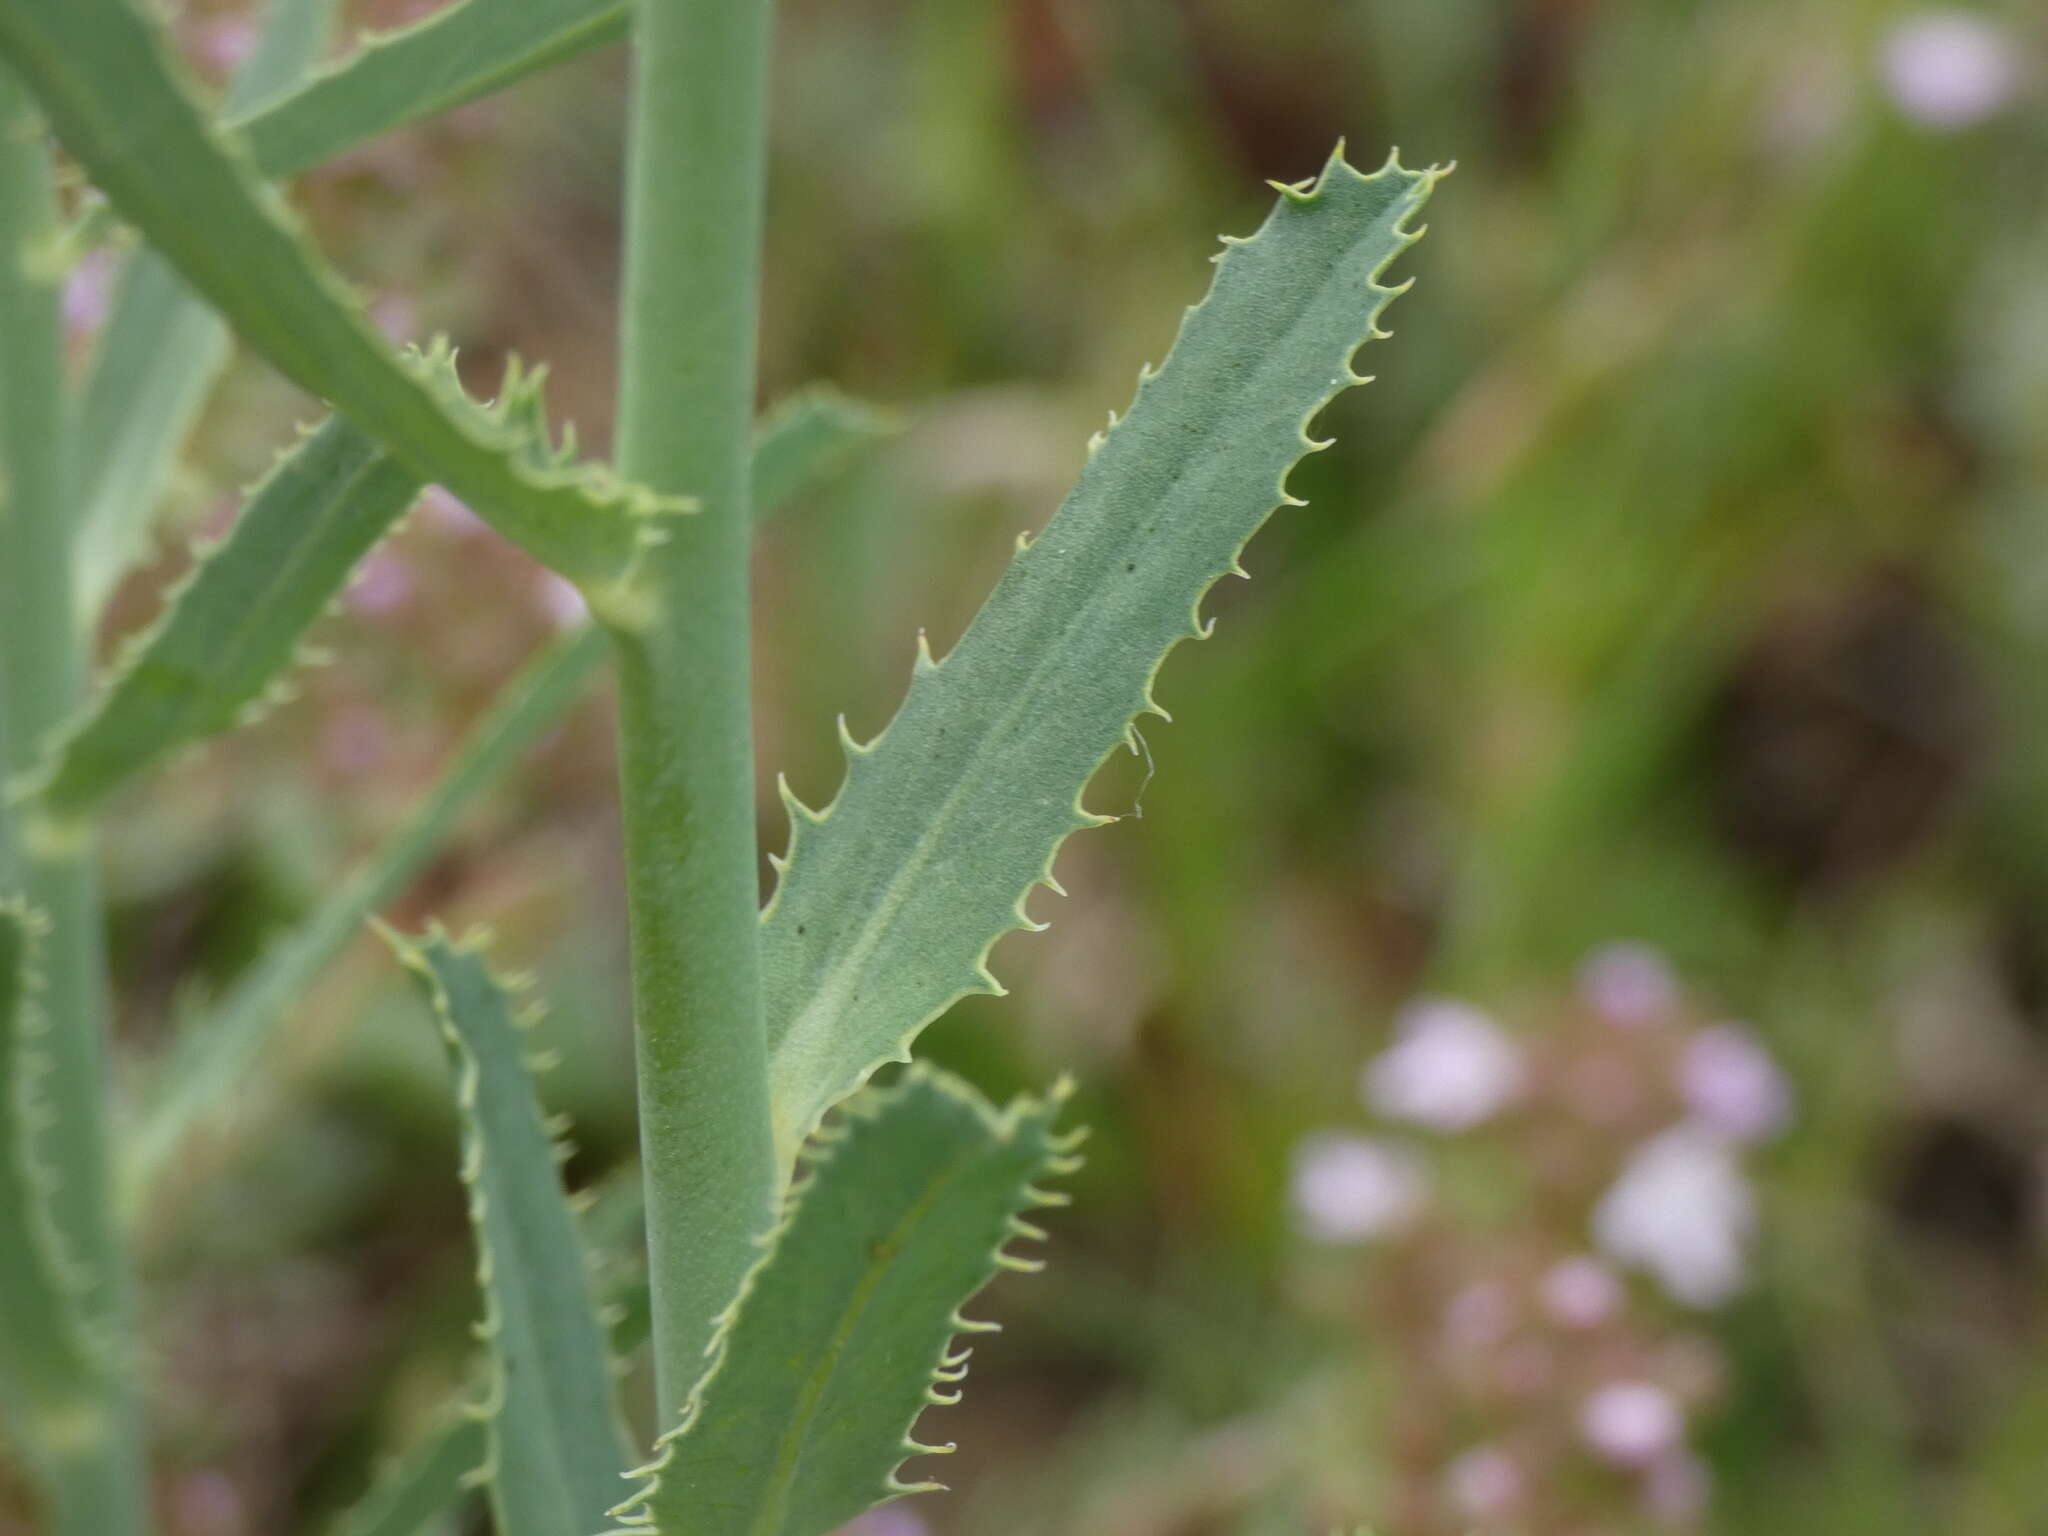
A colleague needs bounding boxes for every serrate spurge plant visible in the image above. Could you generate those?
[0,0,1443,1531]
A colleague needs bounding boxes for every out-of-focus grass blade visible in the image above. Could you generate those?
[611,1066,1080,1536]
[326,1409,486,1536]
[759,151,1442,1157]
[120,622,610,1215]
[74,0,337,619]
[747,387,902,524]
[386,928,628,1536]
[31,416,419,824]
[0,0,676,592]
[231,0,627,180]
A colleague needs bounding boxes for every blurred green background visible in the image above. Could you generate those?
[25,0,2048,1531]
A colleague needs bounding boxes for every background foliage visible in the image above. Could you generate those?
[11,0,2048,1532]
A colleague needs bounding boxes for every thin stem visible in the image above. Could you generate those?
[613,0,780,1418]
[0,64,145,1536]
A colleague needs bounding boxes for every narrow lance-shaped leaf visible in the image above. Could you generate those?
[0,904,111,1478]
[29,411,420,823]
[119,390,898,1214]
[0,0,677,593]
[74,0,341,619]
[325,1409,487,1536]
[761,149,1445,1153]
[610,1065,1080,1536]
[324,1170,649,1536]
[385,927,629,1536]
[232,0,627,181]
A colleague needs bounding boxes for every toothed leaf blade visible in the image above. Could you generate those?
[617,1066,1076,1536]
[761,152,1440,1149]
[326,1170,650,1536]
[32,415,419,821]
[0,903,104,1433]
[0,0,673,589]
[388,930,628,1536]
[233,0,625,179]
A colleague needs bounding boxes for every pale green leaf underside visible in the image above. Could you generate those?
[613,1066,1078,1536]
[388,928,628,1536]
[232,0,626,180]
[0,903,103,1436]
[32,413,418,821]
[761,150,1443,1152]
[117,390,896,1212]
[0,0,673,590]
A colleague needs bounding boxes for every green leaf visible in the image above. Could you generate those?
[73,0,340,620]
[386,927,629,1536]
[29,413,420,823]
[760,149,1444,1152]
[232,0,627,181]
[0,902,110,1479]
[0,0,677,593]
[612,1065,1080,1536]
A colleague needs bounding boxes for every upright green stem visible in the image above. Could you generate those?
[613,0,780,1419]
[0,65,145,1535]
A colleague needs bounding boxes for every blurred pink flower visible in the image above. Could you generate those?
[1288,1132,1428,1243]
[345,549,413,616]
[1363,999,1524,1131]
[1880,12,2021,130]
[1577,942,1680,1026]
[536,571,590,628]
[1541,1255,1624,1329]
[1593,1127,1754,1308]
[835,1508,929,1536]
[63,247,115,342]
[1579,1381,1684,1467]
[196,19,257,73]
[321,707,389,778]
[1678,1025,1793,1142]
[371,293,417,343]
[1644,1449,1712,1520]
[418,485,486,536]
[1445,1444,1523,1520]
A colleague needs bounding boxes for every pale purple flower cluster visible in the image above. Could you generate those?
[1286,943,1796,1528]
[1880,12,2023,131]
